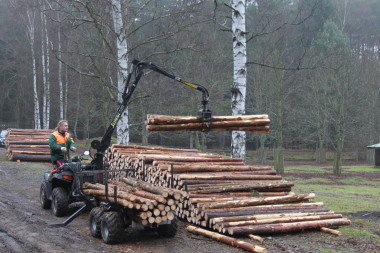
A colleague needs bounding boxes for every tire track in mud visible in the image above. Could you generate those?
[0,174,115,253]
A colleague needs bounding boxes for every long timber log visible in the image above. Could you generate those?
[217,214,343,228]
[186,225,268,253]
[226,218,352,235]
[210,211,336,224]
[147,114,269,124]
[9,153,51,162]
[200,193,315,210]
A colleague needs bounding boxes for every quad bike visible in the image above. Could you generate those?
[40,152,101,217]
[43,59,211,243]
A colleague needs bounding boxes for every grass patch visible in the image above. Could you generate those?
[339,177,380,186]
[291,177,332,184]
[340,227,379,240]
[284,164,380,213]
[285,165,379,174]
[289,179,380,213]
[343,165,380,173]
[286,165,329,173]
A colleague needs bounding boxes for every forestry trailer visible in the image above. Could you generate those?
[40,59,212,243]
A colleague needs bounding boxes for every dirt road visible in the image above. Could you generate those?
[0,148,379,253]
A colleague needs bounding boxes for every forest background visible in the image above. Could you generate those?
[0,0,379,174]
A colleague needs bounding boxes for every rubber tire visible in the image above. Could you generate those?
[101,211,124,244]
[51,187,68,217]
[40,183,51,209]
[89,207,103,238]
[157,219,178,238]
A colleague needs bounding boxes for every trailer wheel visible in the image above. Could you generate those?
[101,211,123,244]
[51,187,68,217]
[89,207,103,238]
[157,218,178,238]
[40,183,51,209]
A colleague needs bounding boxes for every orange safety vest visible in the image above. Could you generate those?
[51,131,74,161]
[52,131,71,145]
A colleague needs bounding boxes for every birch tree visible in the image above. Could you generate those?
[40,5,51,129]
[58,24,64,120]
[231,0,247,159]
[111,0,130,144]
[25,8,41,129]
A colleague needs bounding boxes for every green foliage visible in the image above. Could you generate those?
[312,19,349,54]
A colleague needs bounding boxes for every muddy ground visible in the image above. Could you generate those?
[0,148,379,253]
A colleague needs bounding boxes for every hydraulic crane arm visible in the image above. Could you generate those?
[90,60,212,163]
[132,60,210,104]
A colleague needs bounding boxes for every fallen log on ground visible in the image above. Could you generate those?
[226,218,352,235]
[186,225,268,253]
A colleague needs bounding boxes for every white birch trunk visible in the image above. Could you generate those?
[64,64,68,119]
[74,63,82,139]
[45,17,51,129]
[26,10,41,129]
[58,26,64,120]
[111,0,130,144]
[231,0,247,159]
[41,11,47,129]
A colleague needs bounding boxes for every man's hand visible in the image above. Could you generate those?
[70,147,76,152]
[61,147,67,153]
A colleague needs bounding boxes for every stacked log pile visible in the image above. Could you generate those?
[5,128,52,162]
[145,114,270,133]
[106,144,351,236]
[83,178,186,226]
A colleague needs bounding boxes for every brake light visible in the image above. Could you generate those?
[62,175,73,181]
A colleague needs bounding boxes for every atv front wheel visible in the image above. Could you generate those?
[101,211,124,244]
[40,183,51,209]
[89,207,103,238]
[51,187,68,217]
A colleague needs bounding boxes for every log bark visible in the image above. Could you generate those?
[210,211,336,224]
[218,214,343,228]
[201,194,315,210]
[9,153,51,162]
[177,174,282,181]
[122,177,171,197]
[186,225,268,253]
[147,114,269,124]
[187,182,294,193]
[320,227,342,236]
[248,234,265,243]
[204,208,330,220]
[10,150,50,155]
[169,165,272,173]
[227,218,351,235]
[142,155,243,163]
[146,123,269,132]
[110,182,165,203]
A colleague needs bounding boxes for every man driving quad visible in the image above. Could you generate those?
[49,120,76,172]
